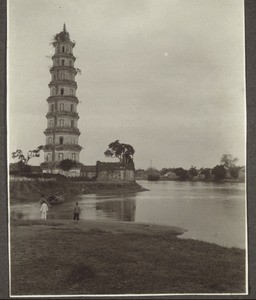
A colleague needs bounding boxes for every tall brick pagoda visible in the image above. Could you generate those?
[42,24,82,175]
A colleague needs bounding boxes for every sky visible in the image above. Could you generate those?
[7,0,246,170]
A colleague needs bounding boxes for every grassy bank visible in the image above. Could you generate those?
[9,179,147,204]
[10,219,246,296]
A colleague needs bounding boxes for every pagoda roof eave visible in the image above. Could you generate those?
[52,40,75,47]
[46,96,79,104]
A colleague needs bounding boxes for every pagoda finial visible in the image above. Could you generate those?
[63,23,66,32]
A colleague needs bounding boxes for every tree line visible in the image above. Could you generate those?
[137,154,244,181]
[10,141,244,183]
[10,140,135,175]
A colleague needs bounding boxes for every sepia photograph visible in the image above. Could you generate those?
[7,0,247,297]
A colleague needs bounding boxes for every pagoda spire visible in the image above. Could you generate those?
[63,23,66,32]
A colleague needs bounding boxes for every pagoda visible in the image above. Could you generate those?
[42,24,82,175]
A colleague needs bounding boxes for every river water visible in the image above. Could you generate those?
[10,180,246,249]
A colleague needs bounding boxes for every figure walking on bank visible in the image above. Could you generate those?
[73,202,81,222]
[40,201,49,220]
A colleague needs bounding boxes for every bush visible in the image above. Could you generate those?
[188,166,199,179]
[174,167,189,181]
[9,172,67,181]
[9,170,19,176]
[212,165,226,181]
[9,161,31,175]
[59,159,78,171]
[200,168,211,180]
[230,166,240,179]
[147,174,160,181]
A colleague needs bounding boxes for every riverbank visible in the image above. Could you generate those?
[136,177,245,183]
[9,179,147,204]
[10,219,246,295]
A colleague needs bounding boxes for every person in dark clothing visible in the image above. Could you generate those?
[73,202,81,221]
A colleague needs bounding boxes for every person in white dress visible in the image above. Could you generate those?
[40,202,49,220]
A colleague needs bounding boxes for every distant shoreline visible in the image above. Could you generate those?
[136,178,245,183]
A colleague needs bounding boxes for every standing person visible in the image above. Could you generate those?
[40,201,49,220]
[73,202,81,222]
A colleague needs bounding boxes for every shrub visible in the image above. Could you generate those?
[230,166,240,179]
[59,159,78,171]
[147,174,160,181]
[212,165,226,181]
[174,167,189,181]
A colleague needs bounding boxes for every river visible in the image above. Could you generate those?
[10,180,246,249]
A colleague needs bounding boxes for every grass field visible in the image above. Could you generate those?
[10,219,246,296]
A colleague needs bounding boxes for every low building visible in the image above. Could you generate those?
[41,162,81,177]
[96,161,135,182]
[80,165,97,179]
[163,171,179,180]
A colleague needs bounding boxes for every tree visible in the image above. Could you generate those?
[220,154,238,168]
[12,145,43,165]
[200,168,211,180]
[59,159,78,171]
[188,166,198,179]
[104,140,135,165]
[212,165,226,181]
[174,167,189,181]
[147,174,160,181]
[230,166,240,179]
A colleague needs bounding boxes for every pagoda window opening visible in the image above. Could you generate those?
[48,137,52,144]
[60,103,64,111]
[72,153,76,161]
[71,120,74,128]
[61,88,64,95]
[49,120,54,127]
[51,88,55,96]
[70,104,74,112]
[61,73,65,80]
[69,60,72,67]
[58,153,63,161]
[62,46,65,53]
[61,59,65,66]
[50,104,54,112]
[59,119,64,127]
[59,136,64,145]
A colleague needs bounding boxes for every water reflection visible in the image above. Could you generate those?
[95,199,136,221]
